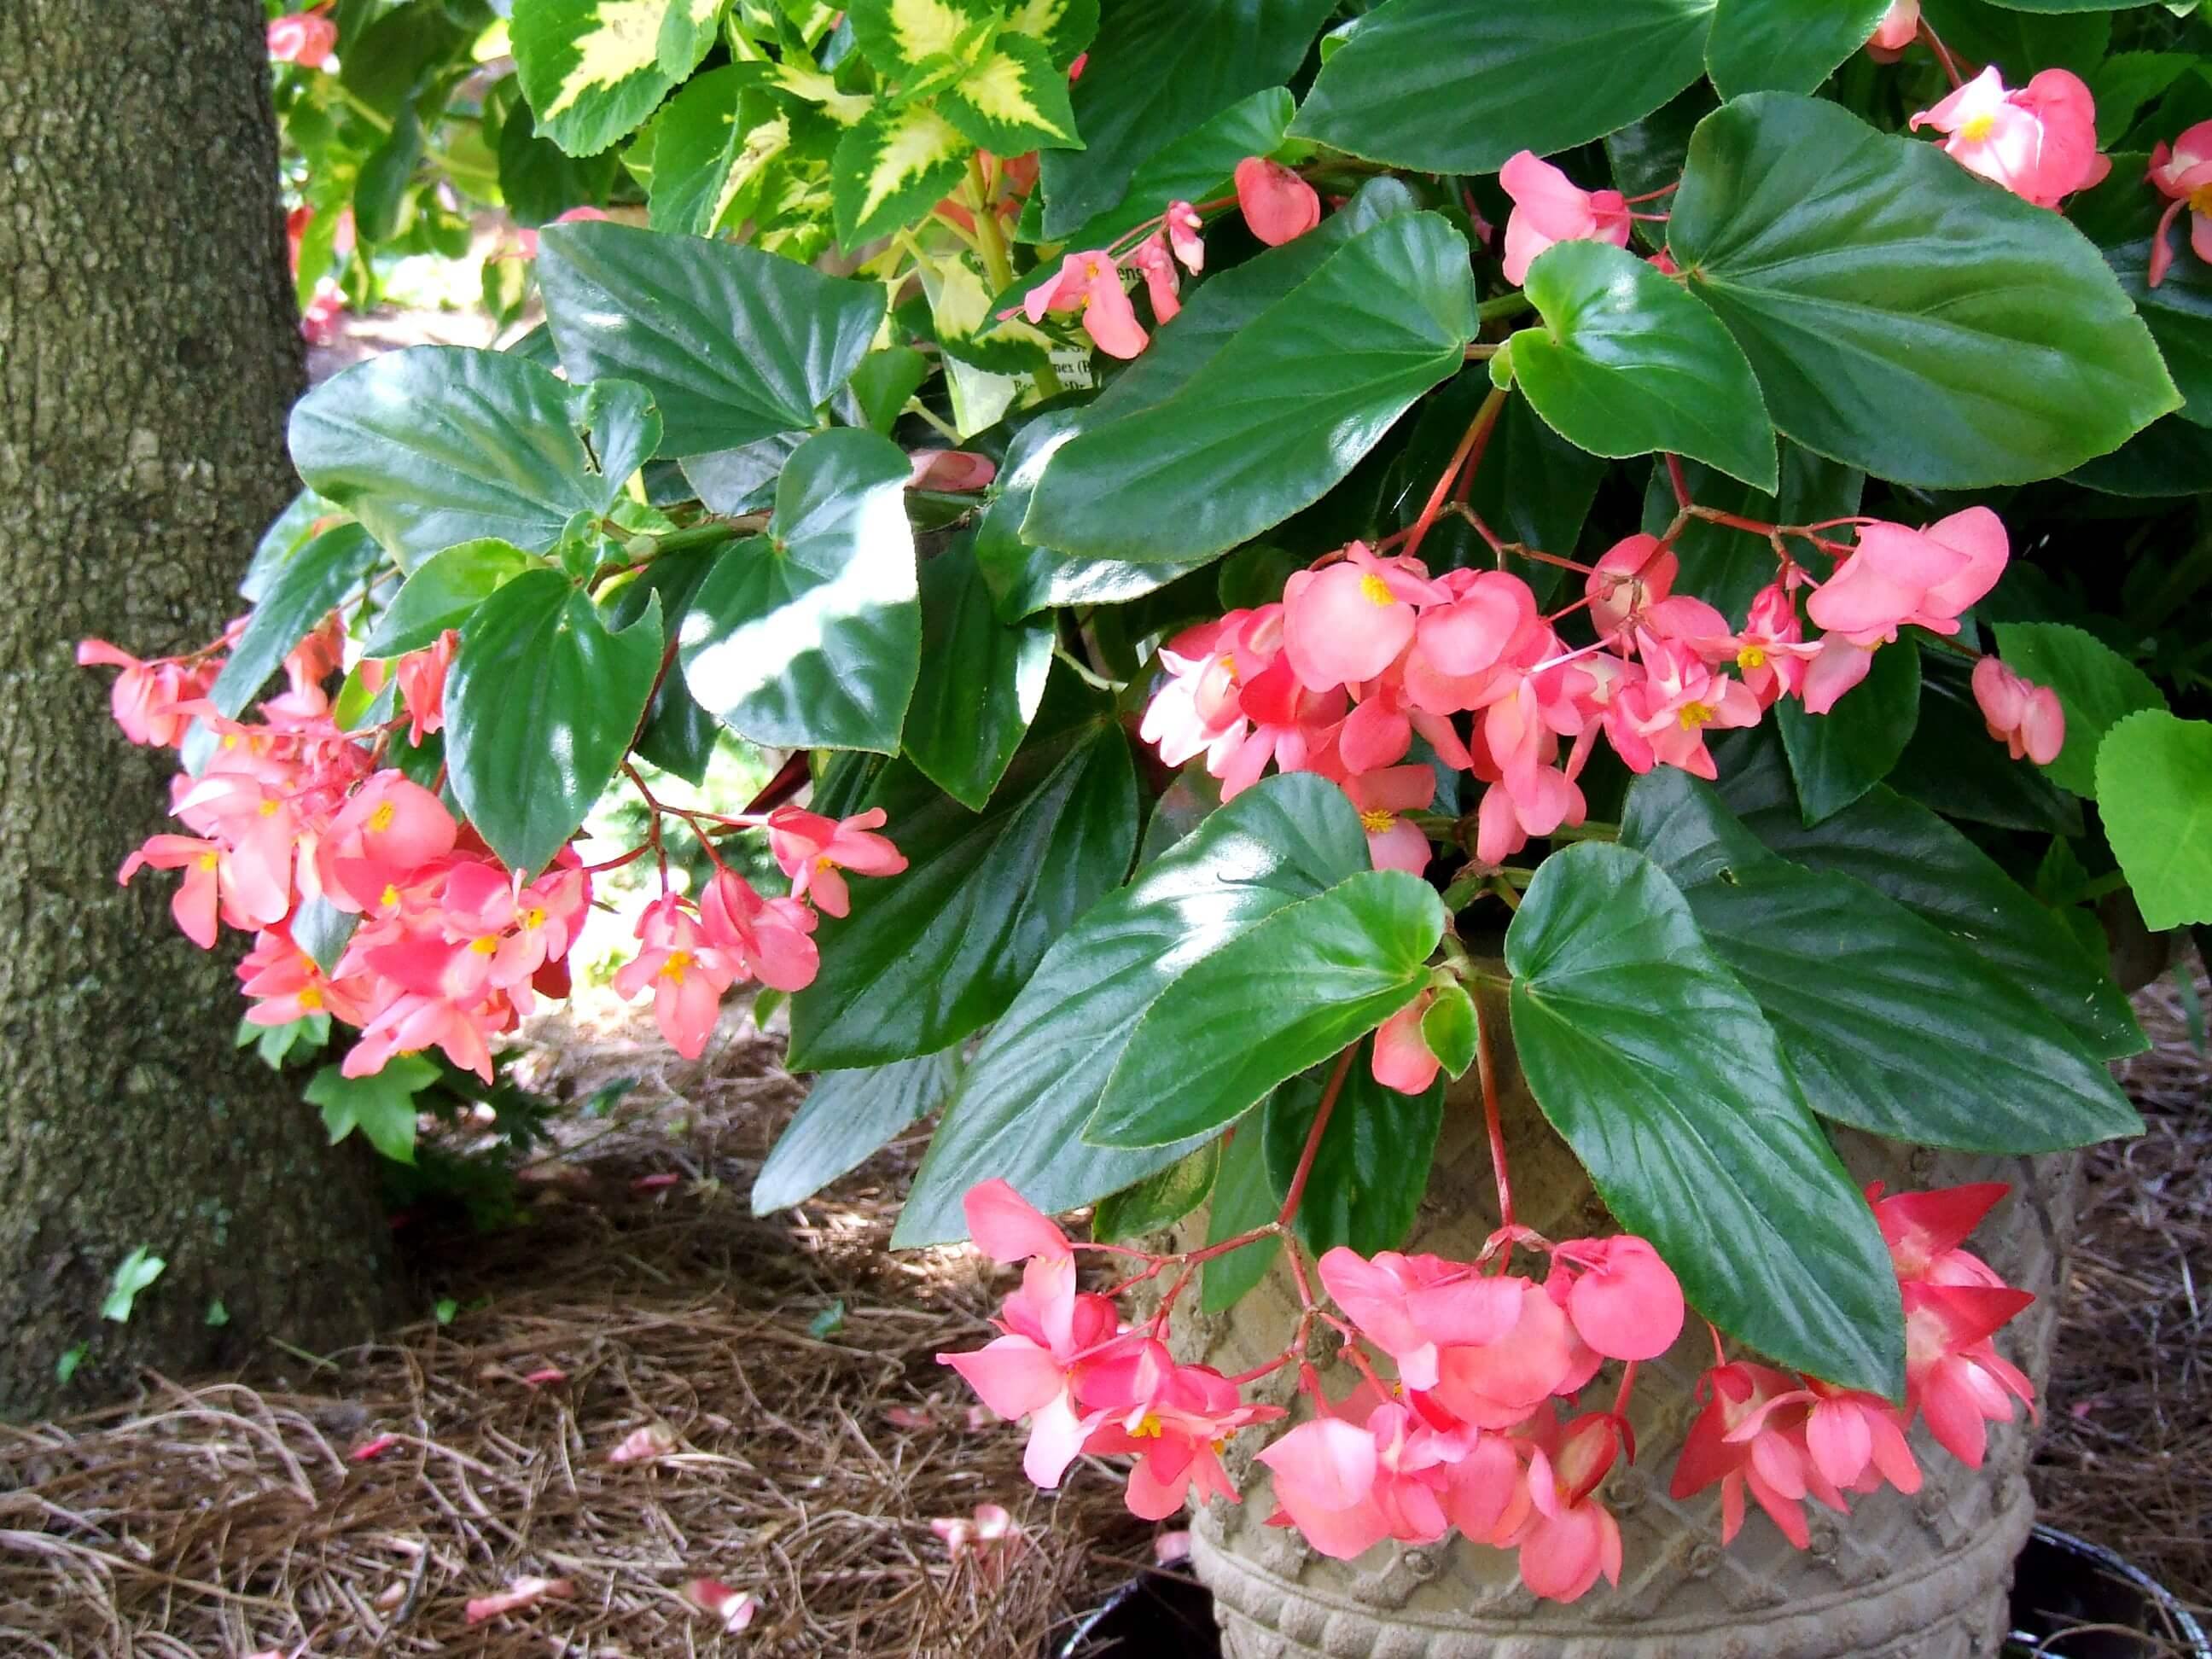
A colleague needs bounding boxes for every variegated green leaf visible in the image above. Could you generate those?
[847,0,998,76]
[513,0,726,157]
[832,102,974,248]
[923,251,1056,375]
[942,32,1082,153]
[644,66,789,236]
[1005,0,1097,66]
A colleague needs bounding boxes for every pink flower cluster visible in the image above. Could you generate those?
[1673,1183,2037,1544]
[82,615,906,1077]
[1142,513,2061,1091]
[268,10,337,69]
[1912,67,2108,209]
[939,1180,2035,1607]
[2148,119,2212,288]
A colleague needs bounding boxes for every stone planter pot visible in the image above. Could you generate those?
[1161,995,2077,1659]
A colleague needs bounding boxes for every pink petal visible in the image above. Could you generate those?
[1564,1238,1685,1360]
[1283,565,1416,690]
[1371,998,1442,1095]
[939,1335,1068,1420]
[607,1423,677,1464]
[464,1576,573,1626]
[963,1178,1069,1263]
[1234,156,1320,246]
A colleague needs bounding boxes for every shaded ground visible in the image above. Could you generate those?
[1,975,2204,1655]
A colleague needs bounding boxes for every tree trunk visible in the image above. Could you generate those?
[0,0,397,1417]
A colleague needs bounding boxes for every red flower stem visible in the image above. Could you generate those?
[1403,387,1506,564]
[1278,1047,1358,1229]
[1612,1359,1640,1417]
[579,842,654,876]
[1920,20,1969,90]
[1623,182,1679,205]
[1477,998,1515,1237]
[742,751,813,816]
[1664,453,1693,511]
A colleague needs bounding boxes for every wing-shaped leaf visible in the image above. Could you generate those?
[905,533,1055,811]
[752,1049,962,1214]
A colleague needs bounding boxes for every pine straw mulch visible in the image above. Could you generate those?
[2034,973,2212,1611]
[0,1016,1153,1659]
[3,971,2208,1656]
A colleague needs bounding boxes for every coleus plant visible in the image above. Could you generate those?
[99,0,2212,1604]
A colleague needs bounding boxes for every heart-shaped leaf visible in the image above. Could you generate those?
[364,539,542,660]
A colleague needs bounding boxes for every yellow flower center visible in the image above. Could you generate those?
[1359,807,1397,834]
[522,907,546,930]
[258,799,281,818]
[297,985,324,1010]
[380,882,401,910]
[1959,112,1997,143]
[661,949,692,984]
[469,935,498,956]
[2192,183,2212,216]
[198,852,219,871]
[816,854,836,870]
[221,733,240,750]
[366,802,396,833]
[1678,700,1717,731]
[1130,1413,1163,1439]
[1358,573,1396,607]
[1736,643,1768,672]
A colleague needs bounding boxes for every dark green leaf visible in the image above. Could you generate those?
[447,569,663,876]
[1705,0,1889,98]
[1669,94,2179,486]
[2098,709,2212,931]
[1422,982,1478,1080]
[2069,415,2212,497]
[365,539,541,658]
[341,0,467,118]
[789,692,1138,1069]
[211,523,380,719]
[642,65,779,236]
[1624,769,2140,1151]
[2067,155,2212,428]
[1023,212,1476,563]
[1202,1115,1285,1312]
[1261,1053,1444,1256]
[354,110,423,246]
[1888,663,2082,834]
[607,544,723,784]
[289,346,634,565]
[1086,870,1447,1147]
[1992,620,2168,796]
[679,428,919,753]
[1094,1140,1221,1241]
[752,1049,962,1214]
[1917,0,2110,79]
[890,771,1370,1246]
[497,81,621,225]
[842,347,931,435]
[1777,637,1920,824]
[1640,448,1861,626]
[538,218,886,455]
[1292,0,1716,172]
[1037,0,1335,238]
[1718,739,2143,1057]
[242,490,336,604]
[1033,86,1295,253]
[1511,240,1776,490]
[904,533,1056,811]
[306,1055,439,1165]
[1505,841,1903,1396]
[681,431,810,515]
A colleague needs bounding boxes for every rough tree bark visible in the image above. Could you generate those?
[0,0,397,1416]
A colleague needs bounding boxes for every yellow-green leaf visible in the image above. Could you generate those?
[1005,0,1097,64]
[847,0,995,75]
[514,0,723,157]
[831,101,973,247]
[942,33,1083,153]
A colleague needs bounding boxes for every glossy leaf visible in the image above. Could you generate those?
[1292,0,1716,172]
[1086,870,1448,1148]
[751,1049,962,1214]
[1262,1055,1445,1258]
[538,218,886,456]
[1035,87,1294,253]
[1624,770,2139,1152]
[1506,841,1903,1396]
[787,693,1138,1069]
[941,32,1082,154]
[890,772,1370,1247]
[1201,1114,1285,1313]
[289,346,634,566]
[497,84,621,226]
[2098,710,2212,931]
[1422,983,1478,1080]
[1639,448,1861,626]
[510,0,721,158]
[1037,0,1334,238]
[1706,0,1889,98]
[678,429,919,753]
[1023,212,1476,563]
[831,102,973,249]
[1718,738,2143,1057]
[210,523,380,719]
[904,533,1056,811]
[605,544,721,784]
[1777,637,1920,824]
[1094,1140,1220,1242]
[643,65,785,237]
[1669,94,2179,486]
[1917,0,2110,78]
[1991,621,2168,797]
[2068,156,2212,428]
[1511,240,1776,490]
[364,540,541,659]
[446,569,663,876]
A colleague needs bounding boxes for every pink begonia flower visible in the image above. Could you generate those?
[1318,1249,1523,1391]
[683,1578,760,1633]
[1164,201,1206,271]
[515,205,611,259]
[765,805,907,917]
[1730,1382,1921,1497]
[77,640,214,747]
[1498,152,1632,288]
[1513,1412,1626,1604]
[1343,765,1435,876]
[238,928,375,1027]
[1672,1361,1837,1547]
[1613,632,1761,781]
[316,772,457,914]
[1371,993,1441,1094]
[1126,231,1183,322]
[939,1250,1121,1487]
[1730,582,1819,706]
[1866,0,1919,56]
[1257,1400,1452,1560]
[1911,67,2110,208]
[1141,611,1256,773]
[1428,1278,1582,1429]
[1079,1338,1283,1518]
[1283,544,1438,691]
[392,630,452,743]
[268,12,338,67]
[963,1178,1071,1265]
[1217,658,1346,798]
[700,867,819,992]
[2146,120,2212,288]
[1903,1279,2037,1467]
[345,988,498,1081]
[907,449,998,492]
[1970,656,2064,765]
[1021,249,1149,358]
[1417,569,1539,678]
[1234,156,1321,246]
[119,834,234,949]
[1585,534,1677,637]
[1802,507,2010,713]
[1551,1236,1685,1360]
[611,894,740,1059]
[464,1576,573,1626]
[1871,1180,2010,1284]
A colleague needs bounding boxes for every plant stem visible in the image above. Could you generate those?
[1477,291,1534,324]
[1476,998,1515,1235]
[1278,1047,1357,1229]
[1404,387,1505,563]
